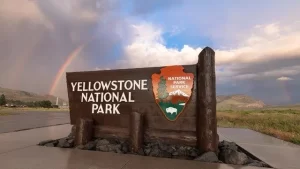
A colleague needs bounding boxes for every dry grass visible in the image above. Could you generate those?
[0,107,69,115]
[217,109,300,144]
[0,112,18,116]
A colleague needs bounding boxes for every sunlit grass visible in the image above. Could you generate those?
[217,109,300,145]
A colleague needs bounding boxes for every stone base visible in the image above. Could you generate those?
[38,128,271,168]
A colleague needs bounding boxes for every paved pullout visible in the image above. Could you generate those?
[218,128,300,169]
[0,124,265,169]
[0,111,70,133]
[1,112,299,169]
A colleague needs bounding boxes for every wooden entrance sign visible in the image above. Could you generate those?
[66,47,218,153]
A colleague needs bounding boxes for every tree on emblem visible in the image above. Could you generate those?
[157,76,169,100]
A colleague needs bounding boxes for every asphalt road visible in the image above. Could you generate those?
[0,111,70,133]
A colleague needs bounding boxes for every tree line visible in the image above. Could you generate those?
[0,94,56,108]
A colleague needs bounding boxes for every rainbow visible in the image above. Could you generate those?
[49,44,85,96]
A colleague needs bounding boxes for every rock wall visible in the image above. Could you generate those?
[38,128,270,168]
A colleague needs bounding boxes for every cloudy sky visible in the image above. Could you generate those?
[0,0,299,105]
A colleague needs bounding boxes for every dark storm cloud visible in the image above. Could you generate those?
[230,57,300,76]
[0,0,126,99]
[232,76,300,105]
[218,58,300,104]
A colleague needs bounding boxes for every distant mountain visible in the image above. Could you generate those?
[216,94,266,110]
[169,89,189,97]
[0,87,67,105]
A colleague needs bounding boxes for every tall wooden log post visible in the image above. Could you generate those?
[75,118,94,146]
[196,47,219,153]
[130,112,144,153]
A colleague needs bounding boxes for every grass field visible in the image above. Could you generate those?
[0,107,69,115]
[217,107,300,145]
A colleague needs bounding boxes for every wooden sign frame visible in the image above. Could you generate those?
[66,47,218,153]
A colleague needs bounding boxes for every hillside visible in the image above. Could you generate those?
[0,87,67,105]
[217,94,266,110]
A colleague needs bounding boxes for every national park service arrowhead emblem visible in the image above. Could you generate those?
[151,65,194,121]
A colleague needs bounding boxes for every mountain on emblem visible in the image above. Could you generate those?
[169,89,189,97]
[151,66,194,121]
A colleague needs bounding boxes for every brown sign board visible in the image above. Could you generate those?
[66,47,218,153]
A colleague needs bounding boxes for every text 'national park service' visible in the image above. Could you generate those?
[70,80,148,114]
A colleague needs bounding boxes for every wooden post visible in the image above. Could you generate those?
[196,47,218,152]
[75,118,94,146]
[130,112,144,153]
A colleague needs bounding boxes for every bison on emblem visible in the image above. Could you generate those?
[166,107,177,115]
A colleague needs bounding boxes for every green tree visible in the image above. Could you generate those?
[26,101,35,107]
[39,100,52,108]
[23,100,52,108]
[157,76,169,100]
[0,94,7,106]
